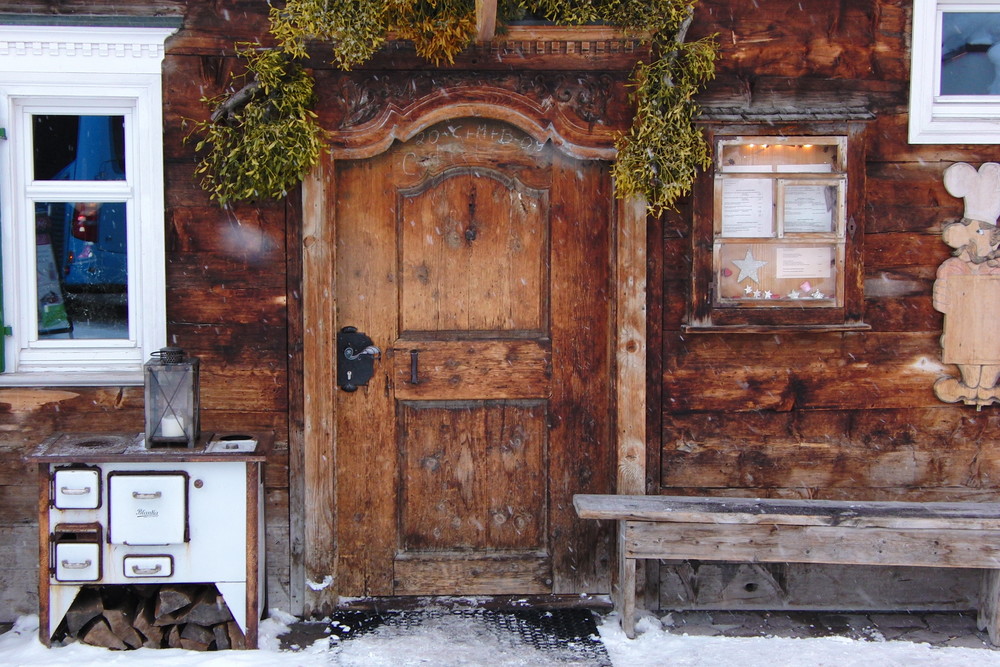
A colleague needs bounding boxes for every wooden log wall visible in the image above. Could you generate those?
[651,0,1000,610]
[1,0,998,620]
[0,1,292,621]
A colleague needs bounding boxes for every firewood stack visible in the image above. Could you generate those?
[56,584,246,650]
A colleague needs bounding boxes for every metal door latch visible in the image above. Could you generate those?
[337,326,381,392]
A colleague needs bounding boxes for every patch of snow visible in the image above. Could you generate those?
[305,575,333,591]
[598,613,998,667]
[0,611,997,666]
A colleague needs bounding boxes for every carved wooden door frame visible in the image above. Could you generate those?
[292,72,647,614]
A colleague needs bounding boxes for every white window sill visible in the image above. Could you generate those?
[0,370,142,387]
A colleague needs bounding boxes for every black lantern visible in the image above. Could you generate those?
[144,347,200,447]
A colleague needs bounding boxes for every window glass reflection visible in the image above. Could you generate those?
[940,13,1000,95]
[32,115,126,181]
[36,202,128,340]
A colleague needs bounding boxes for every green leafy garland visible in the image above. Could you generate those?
[191,46,326,203]
[190,0,716,213]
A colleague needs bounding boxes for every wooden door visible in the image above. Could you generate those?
[333,118,613,597]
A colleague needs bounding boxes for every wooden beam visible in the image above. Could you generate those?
[616,196,648,495]
[300,151,338,615]
[980,570,1000,644]
[476,0,497,41]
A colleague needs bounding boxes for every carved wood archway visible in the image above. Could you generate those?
[293,71,647,615]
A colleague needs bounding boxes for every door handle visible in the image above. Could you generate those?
[410,349,420,385]
[337,326,381,392]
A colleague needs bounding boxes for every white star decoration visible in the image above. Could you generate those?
[763,290,773,299]
[732,249,768,284]
[744,284,754,295]
[788,290,801,299]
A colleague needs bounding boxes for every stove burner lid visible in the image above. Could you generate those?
[206,434,258,453]
[45,433,138,456]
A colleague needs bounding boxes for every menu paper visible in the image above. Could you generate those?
[721,178,773,237]
[783,184,835,233]
[776,247,832,278]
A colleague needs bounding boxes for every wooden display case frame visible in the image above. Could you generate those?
[685,122,869,332]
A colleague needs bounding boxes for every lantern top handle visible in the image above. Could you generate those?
[151,346,186,364]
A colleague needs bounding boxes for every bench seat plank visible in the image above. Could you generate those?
[574,494,1000,531]
[626,522,1000,569]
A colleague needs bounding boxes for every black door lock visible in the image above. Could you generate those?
[337,326,381,392]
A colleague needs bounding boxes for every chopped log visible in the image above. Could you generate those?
[80,617,127,650]
[166,624,183,649]
[133,596,164,648]
[65,587,104,637]
[176,588,233,626]
[153,607,185,627]
[179,637,212,651]
[103,600,143,649]
[181,621,215,647]
[227,620,247,650]
[155,584,198,618]
[212,622,231,650]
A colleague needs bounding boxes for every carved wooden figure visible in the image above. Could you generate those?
[933,162,1000,408]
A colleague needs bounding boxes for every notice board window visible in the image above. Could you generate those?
[685,127,868,332]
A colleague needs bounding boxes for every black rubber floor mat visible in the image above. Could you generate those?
[328,607,611,666]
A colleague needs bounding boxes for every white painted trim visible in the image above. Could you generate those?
[0,25,174,75]
[0,24,173,385]
[910,0,1000,143]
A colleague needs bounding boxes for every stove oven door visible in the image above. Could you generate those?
[108,472,188,544]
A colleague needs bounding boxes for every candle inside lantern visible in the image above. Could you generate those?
[159,415,185,438]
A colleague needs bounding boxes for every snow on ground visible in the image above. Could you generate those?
[1,610,998,667]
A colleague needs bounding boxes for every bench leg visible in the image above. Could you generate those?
[618,521,637,639]
[979,569,1000,645]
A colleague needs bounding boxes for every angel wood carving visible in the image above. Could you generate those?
[933,162,1000,409]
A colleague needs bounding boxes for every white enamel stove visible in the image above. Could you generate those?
[31,432,270,648]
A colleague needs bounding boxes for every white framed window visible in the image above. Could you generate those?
[911,0,1000,143]
[0,24,176,385]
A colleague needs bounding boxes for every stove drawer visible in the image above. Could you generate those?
[123,554,173,578]
[108,472,188,545]
[54,542,101,582]
[52,467,100,509]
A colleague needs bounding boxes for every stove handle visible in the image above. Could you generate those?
[132,491,162,500]
[60,486,92,495]
[61,559,93,570]
[131,564,163,575]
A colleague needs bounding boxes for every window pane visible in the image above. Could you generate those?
[940,13,1000,95]
[36,202,128,340]
[32,115,126,181]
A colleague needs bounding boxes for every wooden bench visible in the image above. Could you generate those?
[573,494,1000,642]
